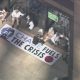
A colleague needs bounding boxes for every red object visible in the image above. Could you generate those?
[45,56,54,62]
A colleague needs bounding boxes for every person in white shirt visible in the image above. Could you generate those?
[28,21,34,30]
[51,32,60,45]
[38,28,43,36]
[0,8,8,23]
[11,9,24,27]
[26,15,30,24]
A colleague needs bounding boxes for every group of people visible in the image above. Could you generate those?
[11,9,34,29]
[33,27,54,45]
[0,7,69,50]
[33,26,69,51]
[0,7,34,30]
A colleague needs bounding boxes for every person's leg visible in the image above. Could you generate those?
[2,17,6,23]
[16,18,19,26]
[12,17,15,27]
[2,12,7,23]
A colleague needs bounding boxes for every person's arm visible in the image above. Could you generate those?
[20,12,24,16]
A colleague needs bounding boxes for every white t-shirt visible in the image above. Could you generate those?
[51,33,59,44]
[11,10,24,18]
[38,29,43,35]
[29,21,34,30]
[26,15,30,24]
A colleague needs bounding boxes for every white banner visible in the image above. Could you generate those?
[0,24,62,65]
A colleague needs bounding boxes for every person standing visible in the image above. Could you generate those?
[0,8,8,23]
[11,9,24,27]
[26,15,30,24]
[28,20,34,30]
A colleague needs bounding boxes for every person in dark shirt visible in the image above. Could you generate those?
[32,34,44,45]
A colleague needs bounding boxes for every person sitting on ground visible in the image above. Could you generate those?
[11,9,24,27]
[38,28,44,36]
[33,34,44,45]
[43,27,54,43]
[32,34,41,45]
[50,32,60,45]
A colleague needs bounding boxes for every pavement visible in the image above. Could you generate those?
[0,38,68,80]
